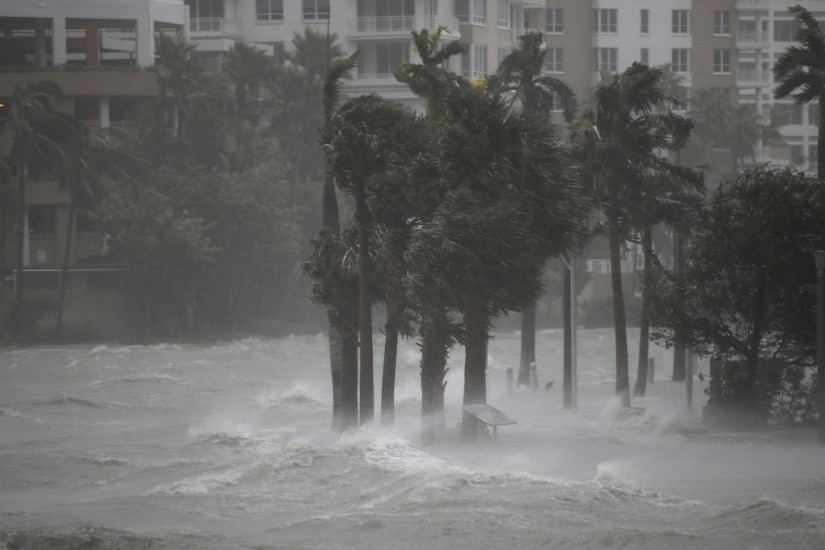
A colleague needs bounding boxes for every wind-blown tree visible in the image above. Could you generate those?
[314,49,361,431]
[773,3,825,176]
[323,95,424,426]
[650,167,825,422]
[394,27,466,436]
[489,30,578,388]
[6,81,83,332]
[574,63,695,408]
[224,42,271,123]
[407,84,585,442]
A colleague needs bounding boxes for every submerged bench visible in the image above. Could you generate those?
[463,404,517,441]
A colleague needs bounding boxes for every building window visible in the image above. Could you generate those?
[186,0,224,19]
[672,10,689,34]
[498,47,511,66]
[640,48,649,66]
[594,9,617,33]
[774,103,803,126]
[456,0,486,25]
[774,20,801,42]
[497,0,511,28]
[640,9,648,34]
[545,48,563,73]
[713,49,730,73]
[714,10,730,35]
[303,0,330,21]
[671,48,689,72]
[594,48,617,72]
[28,206,56,238]
[546,8,563,33]
[110,99,137,127]
[256,0,283,21]
[375,42,410,76]
[461,43,487,79]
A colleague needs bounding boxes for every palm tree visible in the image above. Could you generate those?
[324,95,422,426]
[224,42,271,124]
[490,30,578,389]
[575,63,694,408]
[153,33,201,163]
[394,27,466,437]
[773,3,825,176]
[6,81,81,332]
[408,85,584,442]
[319,49,360,431]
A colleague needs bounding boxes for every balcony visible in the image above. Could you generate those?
[189,17,242,38]
[736,29,770,49]
[348,15,459,39]
[736,0,770,11]
[736,68,773,88]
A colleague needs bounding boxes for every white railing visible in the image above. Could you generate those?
[189,17,241,37]
[736,30,771,47]
[736,0,770,11]
[351,15,459,36]
[736,68,773,86]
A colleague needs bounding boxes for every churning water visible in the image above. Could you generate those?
[1,328,823,549]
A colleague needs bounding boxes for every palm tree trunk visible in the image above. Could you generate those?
[381,258,405,426]
[322,171,344,431]
[420,309,450,443]
[55,197,76,335]
[672,231,686,381]
[11,160,27,333]
[634,225,653,397]
[355,190,374,425]
[518,302,536,387]
[563,263,573,408]
[608,215,631,408]
[340,318,359,431]
[460,297,488,442]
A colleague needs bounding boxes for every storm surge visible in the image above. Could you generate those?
[1,330,823,549]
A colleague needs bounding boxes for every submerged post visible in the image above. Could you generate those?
[816,250,825,443]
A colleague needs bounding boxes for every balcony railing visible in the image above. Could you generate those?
[189,17,242,38]
[350,15,459,37]
[736,68,773,87]
[736,30,770,49]
[736,0,770,11]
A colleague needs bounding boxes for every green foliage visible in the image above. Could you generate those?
[96,163,308,337]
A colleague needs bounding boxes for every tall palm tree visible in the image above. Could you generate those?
[224,42,271,123]
[394,26,466,437]
[319,49,360,431]
[490,30,578,389]
[154,33,201,163]
[774,3,825,176]
[7,81,80,332]
[324,95,422,426]
[575,63,694,407]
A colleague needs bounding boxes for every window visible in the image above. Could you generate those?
[375,42,409,76]
[549,90,563,113]
[714,10,730,35]
[461,43,487,79]
[110,99,137,127]
[594,48,617,72]
[185,0,224,19]
[545,48,563,73]
[640,48,649,66]
[546,8,563,33]
[774,103,803,125]
[594,9,617,33]
[498,47,510,66]
[28,206,56,237]
[713,49,730,73]
[303,0,330,21]
[671,48,689,72]
[456,0,485,25]
[672,10,689,34]
[640,9,648,34]
[256,0,283,21]
[497,0,511,28]
[774,20,801,42]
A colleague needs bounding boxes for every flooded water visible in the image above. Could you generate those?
[1,328,823,549]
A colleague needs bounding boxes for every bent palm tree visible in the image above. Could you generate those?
[773,3,825,176]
